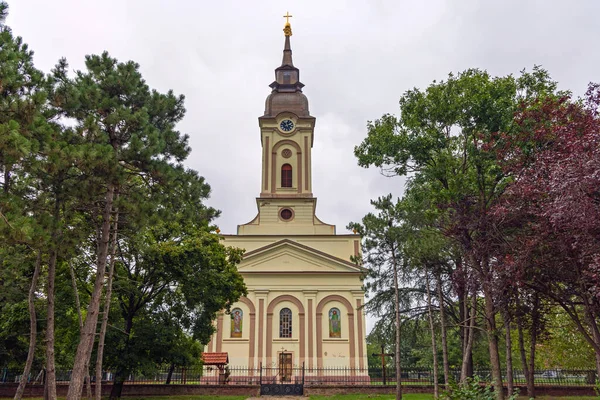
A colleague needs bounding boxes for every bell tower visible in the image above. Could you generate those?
[238,15,333,235]
[258,14,315,198]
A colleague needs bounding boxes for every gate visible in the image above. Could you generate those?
[259,359,304,396]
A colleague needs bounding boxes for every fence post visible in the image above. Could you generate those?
[259,362,262,385]
[383,363,387,386]
[302,362,305,385]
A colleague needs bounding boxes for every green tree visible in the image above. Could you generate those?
[106,205,246,398]
[354,67,559,399]
[49,52,194,400]
[0,3,69,399]
[350,195,410,400]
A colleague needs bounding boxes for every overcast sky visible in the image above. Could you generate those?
[8,0,600,237]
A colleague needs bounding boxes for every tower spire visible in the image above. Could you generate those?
[262,12,309,117]
[282,12,293,66]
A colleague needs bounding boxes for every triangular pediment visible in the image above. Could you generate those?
[239,239,363,274]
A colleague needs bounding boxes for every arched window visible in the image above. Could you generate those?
[279,308,292,338]
[329,308,341,338]
[230,308,243,338]
[281,164,292,188]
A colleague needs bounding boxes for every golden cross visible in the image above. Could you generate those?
[283,11,293,24]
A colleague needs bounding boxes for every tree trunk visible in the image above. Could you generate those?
[109,367,126,400]
[425,270,439,398]
[391,243,402,400]
[435,272,450,388]
[67,183,116,400]
[109,313,134,400]
[503,311,514,396]
[460,292,476,383]
[95,204,119,400]
[458,278,474,379]
[45,195,62,400]
[527,334,536,399]
[483,284,504,400]
[516,309,531,397]
[69,264,92,400]
[582,296,600,378]
[14,251,42,400]
[165,364,175,385]
[528,293,541,399]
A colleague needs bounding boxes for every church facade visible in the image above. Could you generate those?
[205,20,368,373]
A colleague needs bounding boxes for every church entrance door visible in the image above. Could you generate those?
[279,352,293,382]
[259,359,304,396]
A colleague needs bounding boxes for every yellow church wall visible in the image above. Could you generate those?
[209,287,368,371]
[242,275,360,291]
[222,234,360,261]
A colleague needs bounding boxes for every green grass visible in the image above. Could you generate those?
[1,396,597,400]
[122,397,247,400]
[0,397,247,400]
[309,395,434,400]
[308,396,598,400]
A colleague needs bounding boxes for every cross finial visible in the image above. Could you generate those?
[282,11,293,37]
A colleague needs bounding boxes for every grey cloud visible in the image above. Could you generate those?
[8,0,599,238]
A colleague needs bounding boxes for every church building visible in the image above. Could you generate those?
[205,18,368,374]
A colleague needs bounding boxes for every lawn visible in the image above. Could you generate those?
[1,396,597,400]
[308,396,597,400]
[0,397,247,400]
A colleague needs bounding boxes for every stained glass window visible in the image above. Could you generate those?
[230,308,243,338]
[329,308,341,338]
[280,307,292,338]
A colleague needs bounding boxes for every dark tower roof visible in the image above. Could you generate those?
[263,20,310,118]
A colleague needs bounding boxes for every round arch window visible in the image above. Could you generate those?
[280,208,293,221]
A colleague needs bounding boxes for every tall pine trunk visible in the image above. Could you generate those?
[95,205,119,400]
[425,269,439,398]
[391,243,402,400]
[14,251,42,400]
[69,264,92,400]
[67,183,115,400]
[435,272,450,388]
[45,195,62,400]
[45,250,57,400]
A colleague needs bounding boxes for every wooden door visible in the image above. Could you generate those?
[278,353,293,382]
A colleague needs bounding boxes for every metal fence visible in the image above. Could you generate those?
[1,366,597,387]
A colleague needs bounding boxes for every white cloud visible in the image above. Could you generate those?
[8,0,600,332]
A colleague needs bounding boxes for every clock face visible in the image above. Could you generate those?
[279,119,294,132]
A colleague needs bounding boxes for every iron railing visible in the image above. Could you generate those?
[0,366,597,387]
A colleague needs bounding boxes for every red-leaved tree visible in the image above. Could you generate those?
[494,83,600,374]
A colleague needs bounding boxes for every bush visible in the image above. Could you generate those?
[441,376,518,400]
